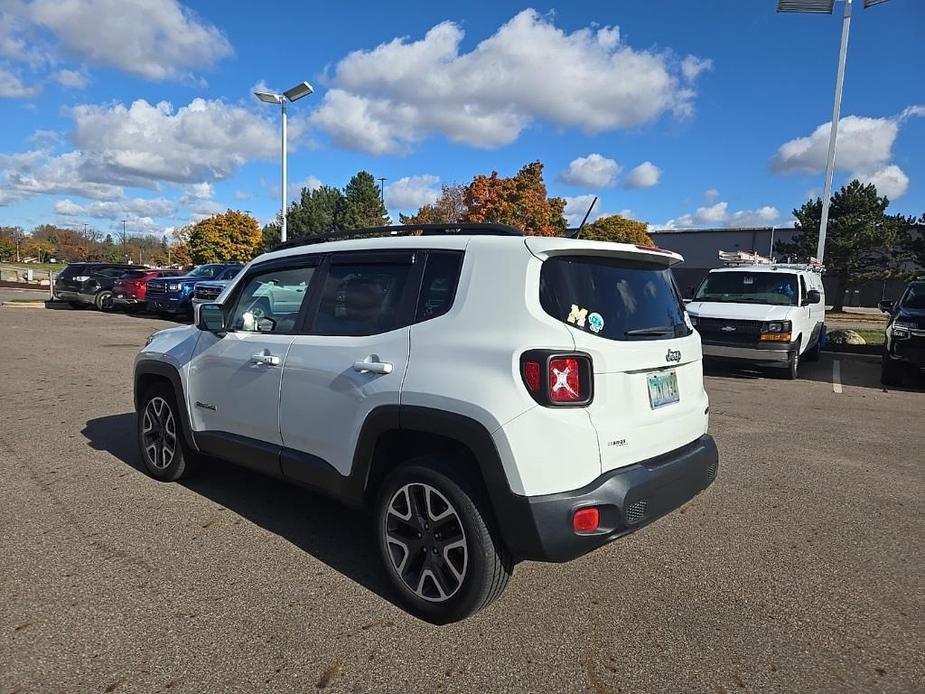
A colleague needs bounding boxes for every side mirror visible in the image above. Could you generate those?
[196,303,226,332]
[806,289,821,305]
[878,300,893,314]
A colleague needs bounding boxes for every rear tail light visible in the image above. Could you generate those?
[520,351,593,406]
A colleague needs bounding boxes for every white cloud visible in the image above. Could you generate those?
[54,196,177,219]
[234,190,253,201]
[288,175,323,197]
[55,69,88,89]
[623,161,661,189]
[70,98,291,186]
[2,0,232,83]
[771,115,900,174]
[704,188,720,203]
[384,175,440,209]
[771,107,922,199]
[558,154,620,188]
[563,194,602,227]
[0,66,38,98]
[680,56,713,82]
[660,201,780,230]
[856,164,908,199]
[310,10,709,154]
[0,149,123,204]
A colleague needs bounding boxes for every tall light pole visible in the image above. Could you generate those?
[254,81,314,244]
[377,177,387,205]
[777,0,890,263]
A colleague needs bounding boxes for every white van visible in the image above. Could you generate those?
[686,263,825,379]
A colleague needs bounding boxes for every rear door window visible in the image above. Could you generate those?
[540,255,691,341]
[312,255,415,336]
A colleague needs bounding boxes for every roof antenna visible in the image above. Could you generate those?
[566,196,597,239]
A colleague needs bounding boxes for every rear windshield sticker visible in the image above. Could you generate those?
[588,312,604,334]
[567,304,588,328]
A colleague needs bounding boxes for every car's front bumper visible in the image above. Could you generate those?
[501,435,719,562]
[886,332,925,369]
[149,296,190,313]
[702,340,796,364]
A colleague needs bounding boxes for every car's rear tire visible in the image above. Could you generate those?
[881,354,904,386]
[137,383,198,481]
[95,290,115,312]
[375,458,512,624]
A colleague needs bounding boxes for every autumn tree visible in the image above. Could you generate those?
[188,210,262,264]
[464,161,565,236]
[400,184,468,225]
[339,171,390,230]
[776,180,904,311]
[580,214,654,246]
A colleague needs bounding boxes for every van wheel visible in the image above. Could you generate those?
[137,383,197,481]
[95,290,114,312]
[784,343,800,380]
[375,459,512,624]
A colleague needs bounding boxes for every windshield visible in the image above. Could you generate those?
[899,283,925,310]
[694,271,799,306]
[540,256,691,341]
[187,265,224,279]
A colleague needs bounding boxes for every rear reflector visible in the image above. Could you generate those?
[573,507,600,533]
[548,357,581,402]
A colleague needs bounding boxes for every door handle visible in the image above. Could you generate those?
[251,353,281,366]
[353,360,393,375]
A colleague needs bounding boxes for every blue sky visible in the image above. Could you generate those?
[0,0,922,239]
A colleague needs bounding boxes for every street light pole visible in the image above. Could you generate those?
[255,81,313,245]
[281,98,288,244]
[816,0,852,264]
[776,0,891,264]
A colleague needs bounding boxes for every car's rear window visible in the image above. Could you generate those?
[540,255,691,341]
[120,270,149,279]
[58,264,95,279]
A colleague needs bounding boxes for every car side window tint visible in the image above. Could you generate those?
[415,252,463,323]
[313,262,412,336]
[229,266,315,334]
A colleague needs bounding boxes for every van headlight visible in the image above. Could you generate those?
[760,320,792,341]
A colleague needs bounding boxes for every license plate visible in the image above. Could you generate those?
[647,370,679,409]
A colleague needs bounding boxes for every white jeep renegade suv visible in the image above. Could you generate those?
[134,223,719,623]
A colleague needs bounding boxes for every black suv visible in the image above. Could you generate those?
[54,262,138,311]
[879,277,925,385]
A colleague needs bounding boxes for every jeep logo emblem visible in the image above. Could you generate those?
[666,349,682,363]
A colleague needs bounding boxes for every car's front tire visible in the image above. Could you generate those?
[137,383,197,481]
[783,342,800,380]
[881,354,904,386]
[375,458,512,624]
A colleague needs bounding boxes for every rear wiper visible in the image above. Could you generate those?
[625,326,675,336]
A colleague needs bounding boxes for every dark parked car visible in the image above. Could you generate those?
[879,277,925,386]
[145,263,243,317]
[112,269,184,313]
[54,262,138,311]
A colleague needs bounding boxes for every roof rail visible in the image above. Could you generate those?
[272,222,524,251]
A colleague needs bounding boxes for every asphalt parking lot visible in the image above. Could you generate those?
[1,306,922,693]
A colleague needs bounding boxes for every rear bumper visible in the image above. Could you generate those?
[702,340,796,364]
[113,294,142,306]
[499,435,719,562]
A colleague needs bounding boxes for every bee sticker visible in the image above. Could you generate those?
[567,304,588,328]
[588,312,604,334]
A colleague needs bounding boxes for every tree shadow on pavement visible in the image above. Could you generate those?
[80,413,400,610]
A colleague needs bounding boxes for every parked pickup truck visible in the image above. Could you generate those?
[145,263,242,317]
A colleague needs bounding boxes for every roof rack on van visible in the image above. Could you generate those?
[771,258,824,273]
[273,222,525,251]
[719,250,773,266]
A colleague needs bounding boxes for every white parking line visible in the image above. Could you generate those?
[833,360,842,394]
